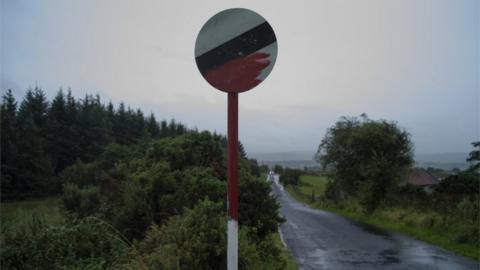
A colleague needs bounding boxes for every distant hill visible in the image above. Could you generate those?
[249,151,470,171]
[414,152,469,170]
[249,151,316,162]
[248,151,319,169]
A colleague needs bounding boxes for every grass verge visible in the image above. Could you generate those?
[273,231,298,270]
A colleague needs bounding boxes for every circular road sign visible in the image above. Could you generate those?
[195,8,277,93]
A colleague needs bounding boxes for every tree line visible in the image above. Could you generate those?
[1,88,287,269]
[1,88,189,200]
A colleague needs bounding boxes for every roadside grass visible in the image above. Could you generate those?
[285,175,480,261]
[1,197,64,233]
[272,232,298,270]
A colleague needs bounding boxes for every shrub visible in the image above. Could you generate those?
[63,184,100,218]
[147,132,226,178]
[61,160,98,187]
[118,199,226,270]
[118,199,286,270]
[56,131,285,267]
[110,181,154,240]
[453,223,478,245]
[97,143,132,170]
[174,167,226,210]
[281,168,301,186]
[239,170,284,243]
[1,218,126,270]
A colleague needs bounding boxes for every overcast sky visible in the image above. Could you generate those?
[1,0,479,155]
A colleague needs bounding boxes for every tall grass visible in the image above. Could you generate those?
[1,197,63,233]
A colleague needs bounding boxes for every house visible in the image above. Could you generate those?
[406,168,439,193]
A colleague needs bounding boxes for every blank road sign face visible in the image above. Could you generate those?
[195,8,278,93]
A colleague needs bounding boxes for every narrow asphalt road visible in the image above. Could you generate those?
[269,174,479,270]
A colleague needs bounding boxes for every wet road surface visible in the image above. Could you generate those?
[269,174,479,270]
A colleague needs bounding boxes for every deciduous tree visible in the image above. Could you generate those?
[316,115,413,212]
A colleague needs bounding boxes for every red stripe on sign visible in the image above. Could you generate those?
[205,52,271,92]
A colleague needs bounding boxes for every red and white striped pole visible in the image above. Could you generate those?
[227,92,239,270]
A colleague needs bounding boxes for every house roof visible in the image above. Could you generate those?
[407,168,439,186]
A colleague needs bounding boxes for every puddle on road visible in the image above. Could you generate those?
[378,248,401,265]
[309,248,403,269]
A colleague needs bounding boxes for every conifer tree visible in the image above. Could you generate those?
[146,113,160,138]
[76,94,111,161]
[1,90,19,197]
[46,89,71,174]
[18,87,49,132]
[112,102,128,144]
[1,88,196,198]
[16,113,54,195]
[133,108,147,139]
[160,120,168,138]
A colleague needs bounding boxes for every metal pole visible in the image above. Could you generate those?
[227,92,238,270]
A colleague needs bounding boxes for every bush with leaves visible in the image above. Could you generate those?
[119,199,286,270]
[63,184,100,218]
[60,131,283,244]
[55,130,284,269]
[244,158,261,177]
[432,170,479,245]
[146,131,226,178]
[61,160,98,187]
[385,184,429,210]
[174,167,226,211]
[239,171,285,242]
[280,168,301,186]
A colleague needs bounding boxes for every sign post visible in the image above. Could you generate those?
[194,8,277,270]
[227,92,238,269]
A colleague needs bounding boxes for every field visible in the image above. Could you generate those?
[286,175,329,203]
[285,175,479,260]
[1,197,63,232]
